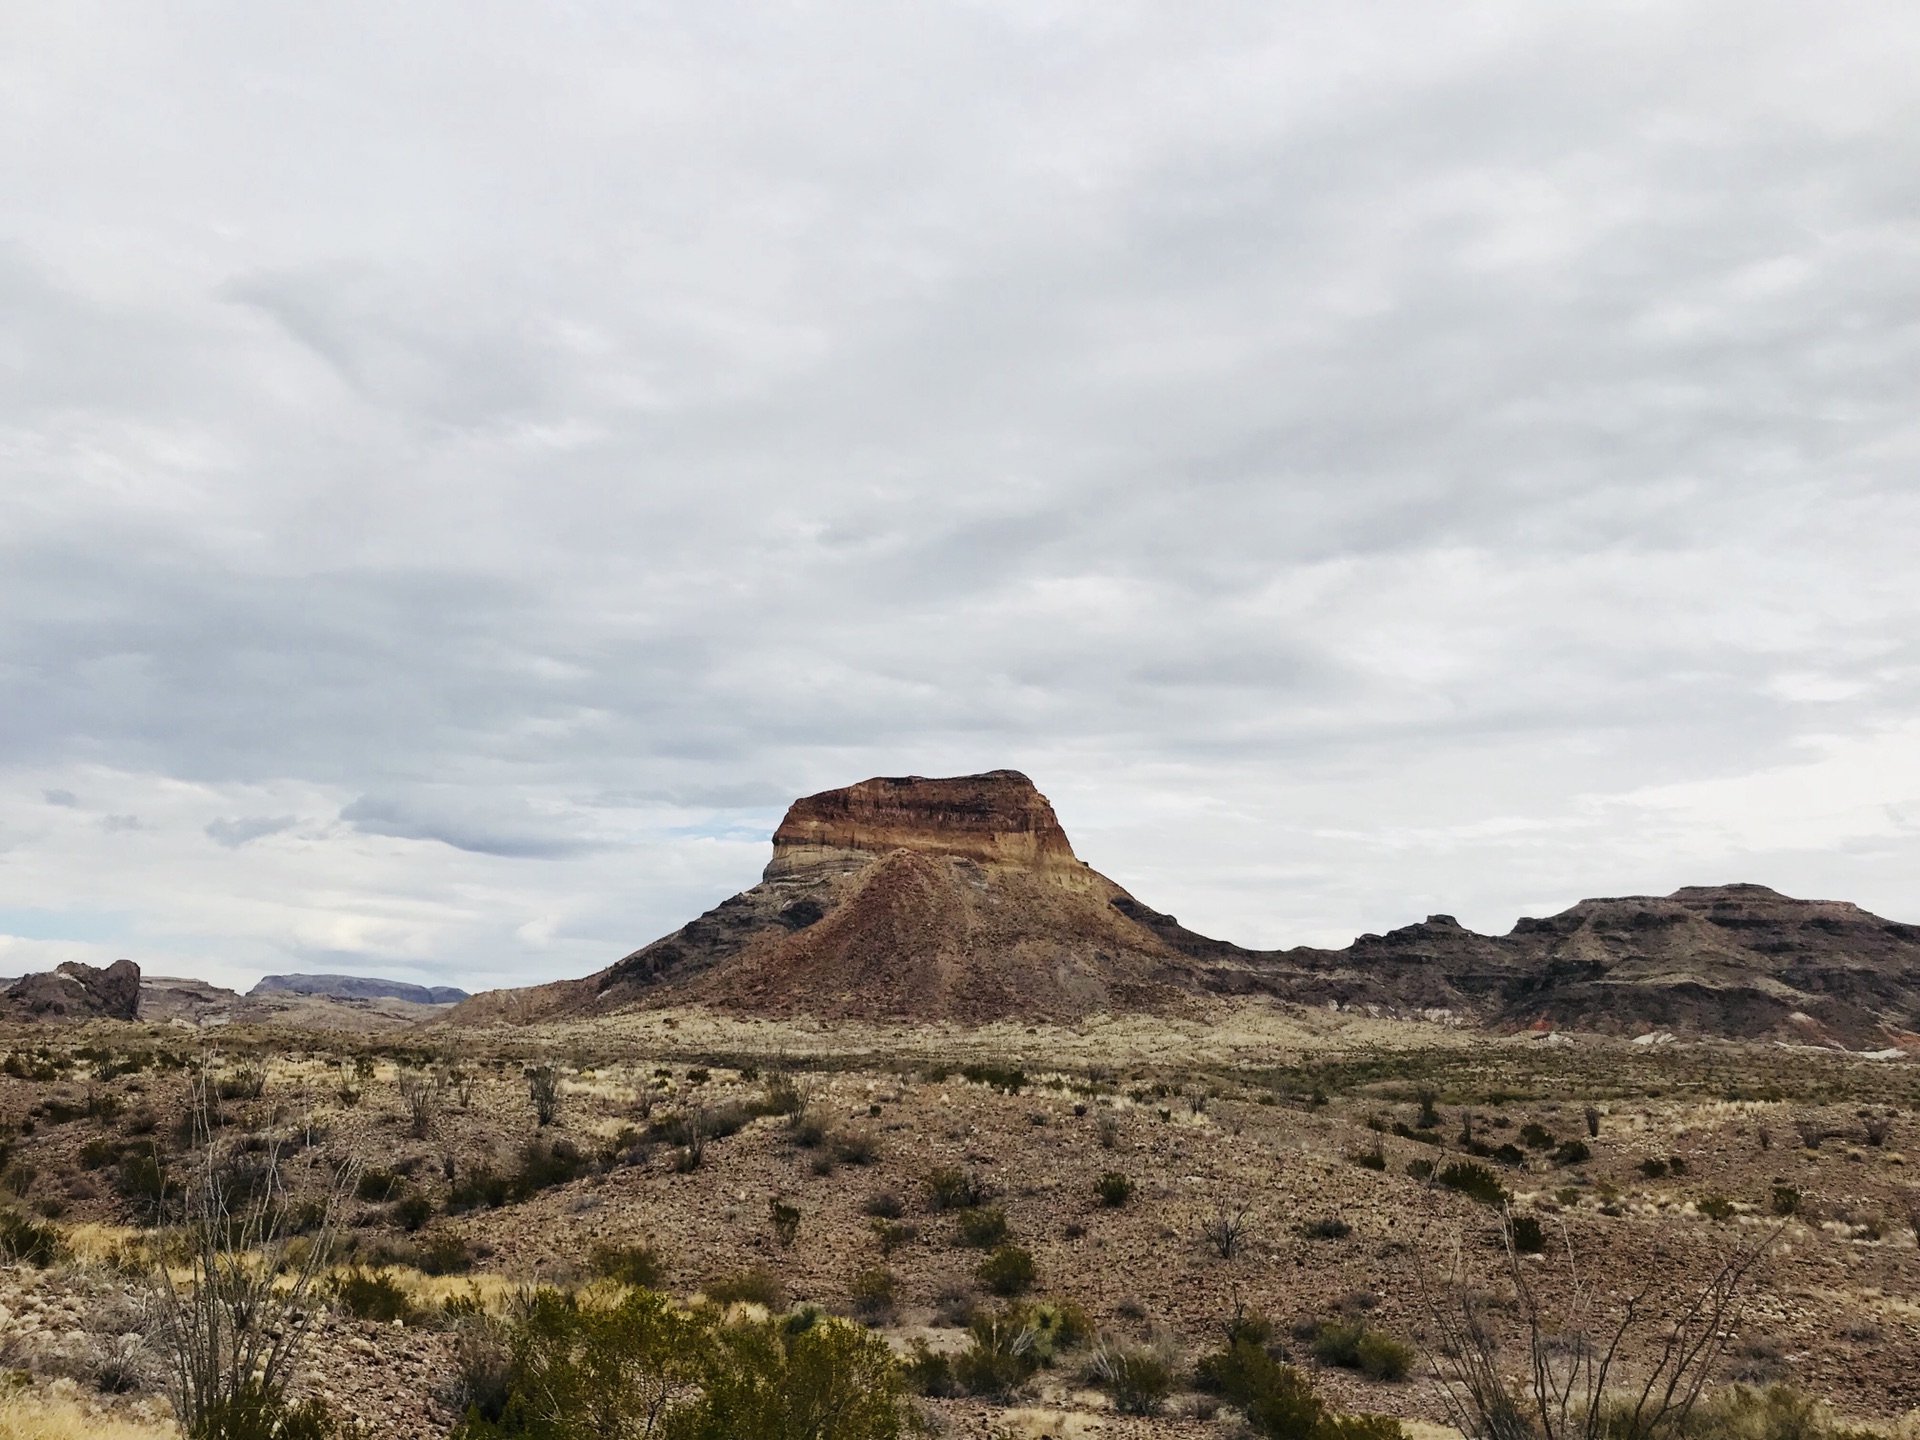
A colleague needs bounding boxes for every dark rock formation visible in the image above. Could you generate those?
[3,959,142,1020]
[250,974,468,1005]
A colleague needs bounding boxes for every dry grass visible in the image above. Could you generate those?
[0,1383,179,1440]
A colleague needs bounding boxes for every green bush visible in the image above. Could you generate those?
[1510,1215,1546,1254]
[333,1269,414,1323]
[1519,1123,1555,1149]
[1699,1194,1736,1223]
[1552,1139,1591,1167]
[357,1168,406,1203]
[1199,1336,1405,1440]
[1436,1161,1505,1206]
[194,1379,343,1440]
[925,1166,993,1212]
[849,1267,896,1322]
[1771,1185,1800,1217]
[706,1267,782,1308]
[953,1205,1009,1248]
[902,1339,959,1397]
[419,1230,473,1276]
[1640,1157,1670,1179]
[975,1244,1036,1297]
[953,1311,1040,1398]
[0,1208,59,1267]
[1350,1145,1386,1172]
[1095,1172,1134,1207]
[1091,1342,1175,1416]
[959,1063,1026,1094]
[452,1286,909,1440]
[393,1194,435,1232]
[590,1241,666,1288]
[1310,1320,1414,1382]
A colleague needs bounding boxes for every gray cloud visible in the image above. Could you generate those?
[1,1,1918,986]
[205,815,297,848]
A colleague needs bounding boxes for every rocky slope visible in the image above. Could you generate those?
[451,770,1209,1025]
[448,771,1920,1044]
[1198,883,1920,1046]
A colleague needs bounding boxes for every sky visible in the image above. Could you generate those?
[2,1,1918,994]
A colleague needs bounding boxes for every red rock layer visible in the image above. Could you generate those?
[768,770,1079,874]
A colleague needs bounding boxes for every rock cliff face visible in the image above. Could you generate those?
[3,959,142,1021]
[767,770,1080,875]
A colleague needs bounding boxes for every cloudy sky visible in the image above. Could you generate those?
[3,2,1918,993]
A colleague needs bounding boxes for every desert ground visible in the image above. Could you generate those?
[1,1001,1917,1438]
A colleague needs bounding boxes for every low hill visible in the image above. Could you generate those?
[250,974,468,1005]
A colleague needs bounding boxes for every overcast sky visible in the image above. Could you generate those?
[3,2,1918,993]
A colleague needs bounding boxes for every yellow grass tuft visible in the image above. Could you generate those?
[0,1382,179,1440]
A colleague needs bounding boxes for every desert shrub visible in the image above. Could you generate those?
[590,1241,666,1289]
[217,1062,267,1102]
[393,1193,435,1231]
[453,1286,908,1440]
[1406,1158,1435,1181]
[1552,1139,1591,1167]
[1668,1156,1688,1176]
[960,1063,1026,1094]
[755,1075,805,1118]
[0,1207,59,1266]
[850,1267,896,1322]
[1437,1161,1505,1206]
[976,1244,1036,1297]
[870,1218,917,1255]
[113,1142,167,1220]
[1299,1217,1351,1241]
[1699,1194,1737,1223]
[1199,1335,1405,1440]
[954,1310,1040,1398]
[1350,1144,1387,1172]
[1414,1088,1440,1128]
[1584,1105,1602,1137]
[1097,1113,1122,1149]
[513,1137,586,1197]
[954,1205,1009,1249]
[707,1267,782,1308]
[193,1379,344,1439]
[79,1135,125,1170]
[1202,1197,1255,1258]
[1095,1172,1134,1207]
[832,1131,879,1165]
[1771,1185,1801,1217]
[1391,1121,1442,1146]
[925,1166,994,1212]
[1640,1157,1671,1180]
[861,1189,906,1219]
[357,1168,406,1203]
[525,1064,561,1126]
[448,1166,513,1213]
[1090,1340,1176,1416]
[1309,1320,1414,1382]
[788,1109,831,1148]
[1491,1143,1527,1167]
[1510,1215,1546,1254]
[333,1269,413,1323]
[1520,1123,1555,1150]
[769,1199,801,1247]
[903,1339,959,1397]
[419,1230,473,1276]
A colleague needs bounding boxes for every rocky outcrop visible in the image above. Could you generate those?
[451,770,1206,1025]
[250,974,468,1005]
[446,769,1920,1045]
[3,959,142,1021]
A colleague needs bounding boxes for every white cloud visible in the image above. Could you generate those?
[2,1,1919,987]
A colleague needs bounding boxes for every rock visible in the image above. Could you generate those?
[3,959,141,1020]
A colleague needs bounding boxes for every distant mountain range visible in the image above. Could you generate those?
[449,770,1920,1049]
[249,974,468,1005]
